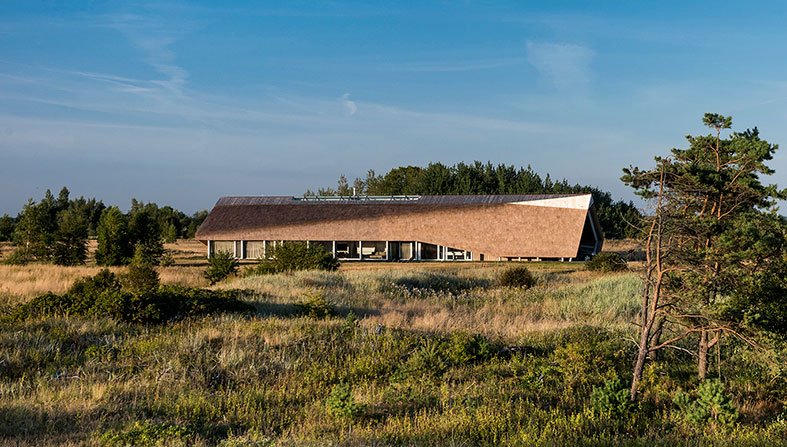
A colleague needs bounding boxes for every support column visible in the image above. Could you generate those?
[359,241,362,260]
[207,240,212,258]
[332,241,336,258]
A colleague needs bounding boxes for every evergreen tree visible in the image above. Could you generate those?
[12,199,54,262]
[128,204,164,263]
[622,113,787,395]
[52,206,88,265]
[0,214,14,242]
[96,206,131,266]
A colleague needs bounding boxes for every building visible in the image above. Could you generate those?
[194,194,603,262]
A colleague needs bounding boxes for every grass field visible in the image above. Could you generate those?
[0,241,785,446]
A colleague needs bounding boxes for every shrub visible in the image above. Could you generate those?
[498,266,536,288]
[243,261,278,277]
[295,290,335,318]
[585,252,628,272]
[447,331,493,365]
[591,378,632,417]
[326,382,365,420]
[123,262,160,295]
[204,250,239,285]
[5,270,253,324]
[406,338,448,378]
[267,242,340,274]
[673,380,739,427]
[101,421,194,447]
[2,248,30,265]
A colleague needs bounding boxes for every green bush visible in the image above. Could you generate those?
[243,261,278,277]
[326,382,365,420]
[253,242,339,275]
[5,270,253,324]
[295,290,335,319]
[101,421,194,447]
[673,380,739,427]
[2,248,31,265]
[406,338,448,378]
[123,262,160,295]
[204,250,239,285]
[585,252,628,272]
[591,378,632,417]
[447,331,493,365]
[498,265,536,288]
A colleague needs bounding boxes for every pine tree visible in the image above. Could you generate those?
[96,207,131,266]
[52,206,88,265]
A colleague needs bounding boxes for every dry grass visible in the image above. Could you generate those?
[0,265,207,307]
[0,239,209,306]
[219,265,640,341]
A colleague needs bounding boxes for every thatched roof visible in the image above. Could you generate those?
[196,194,589,236]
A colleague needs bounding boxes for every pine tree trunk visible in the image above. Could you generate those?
[698,330,709,380]
[648,318,664,361]
[631,341,648,400]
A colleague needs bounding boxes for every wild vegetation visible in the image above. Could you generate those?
[1,188,208,266]
[1,260,786,446]
[1,115,785,445]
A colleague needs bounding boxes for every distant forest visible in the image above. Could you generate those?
[0,187,208,244]
[306,161,642,239]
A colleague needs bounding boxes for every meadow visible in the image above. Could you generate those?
[1,242,785,446]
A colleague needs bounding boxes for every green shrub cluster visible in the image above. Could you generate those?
[498,265,536,288]
[5,269,253,324]
[673,380,739,427]
[326,382,365,420]
[295,290,335,319]
[101,421,195,447]
[246,242,339,276]
[590,378,632,417]
[204,250,239,285]
[585,252,628,272]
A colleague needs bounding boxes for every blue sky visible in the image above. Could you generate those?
[2,1,787,214]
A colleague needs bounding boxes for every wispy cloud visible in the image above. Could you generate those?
[526,41,594,93]
[378,57,525,73]
[100,12,193,93]
[341,93,357,116]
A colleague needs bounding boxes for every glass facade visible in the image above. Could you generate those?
[209,239,471,261]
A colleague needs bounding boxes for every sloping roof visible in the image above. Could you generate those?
[215,194,581,206]
[196,194,592,237]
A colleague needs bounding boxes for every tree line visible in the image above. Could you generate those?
[306,161,642,239]
[0,187,208,266]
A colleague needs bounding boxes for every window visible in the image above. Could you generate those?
[245,241,265,259]
[361,241,387,259]
[335,241,359,259]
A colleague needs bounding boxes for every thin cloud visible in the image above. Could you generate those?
[526,41,594,92]
[378,57,525,73]
[101,12,192,93]
[342,93,357,116]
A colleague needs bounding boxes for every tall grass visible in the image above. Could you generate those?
[1,263,784,446]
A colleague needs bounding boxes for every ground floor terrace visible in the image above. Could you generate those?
[206,239,579,262]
